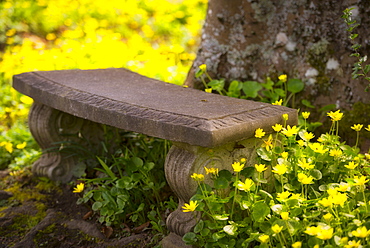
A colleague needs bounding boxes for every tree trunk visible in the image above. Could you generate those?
[186,0,370,149]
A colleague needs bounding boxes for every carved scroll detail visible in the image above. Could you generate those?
[28,102,108,182]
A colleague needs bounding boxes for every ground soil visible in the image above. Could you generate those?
[0,168,159,248]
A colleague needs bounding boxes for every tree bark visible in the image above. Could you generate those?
[186,0,370,148]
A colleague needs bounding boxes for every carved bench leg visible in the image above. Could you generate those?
[28,102,107,182]
[162,140,258,247]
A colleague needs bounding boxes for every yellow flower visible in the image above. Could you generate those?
[205,88,212,93]
[255,164,267,173]
[329,149,342,157]
[297,140,305,147]
[309,143,328,154]
[281,152,288,159]
[262,135,273,151]
[323,213,333,221]
[353,175,369,186]
[327,110,343,121]
[298,173,314,184]
[16,142,27,149]
[277,191,291,201]
[302,112,310,119]
[272,99,283,105]
[182,200,198,212]
[258,234,269,243]
[4,142,13,153]
[316,227,334,240]
[281,212,289,220]
[20,95,34,105]
[327,188,338,196]
[330,192,347,206]
[304,226,320,236]
[351,124,363,132]
[6,28,16,37]
[344,161,358,170]
[232,162,244,172]
[282,114,289,121]
[271,224,283,234]
[272,123,283,132]
[298,158,314,170]
[191,173,205,181]
[292,241,302,248]
[345,240,361,248]
[351,226,370,238]
[289,193,302,200]
[302,132,315,141]
[281,125,299,137]
[338,182,350,192]
[255,128,265,138]
[318,197,332,207]
[204,167,219,176]
[240,158,246,163]
[237,178,254,192]
[272,164,288,175]
[199,64,207,71]
[365,125,370,131]
[73,183,84,193]
[278,74,287,82]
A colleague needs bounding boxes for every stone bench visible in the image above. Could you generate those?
[13,68,297,247]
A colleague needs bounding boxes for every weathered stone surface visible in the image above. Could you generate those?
[13,68,297,147]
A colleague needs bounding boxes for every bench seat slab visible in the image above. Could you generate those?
[13,68,297,148]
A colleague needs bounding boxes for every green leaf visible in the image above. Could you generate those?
[310,169,322,180]
[117,194,128,208]
[228,80,242,92]
[116,176,134,189]
[208,79,225,92]
[212,232,225,241]
[183,232,197,244]
[259,190,273,199]
[240,166,255,178]
[274,88,286,97]
[97,157,116,180]
[256,147,272,161]
[350,33,358,39]
[194,220,204,233]
[143,162,155,171]
[195,69,203,78]
[131,157,143,167]
[301,99,315,108]
[287,219,302,235]
[218,169,232,181]
[364,64,370,74]
[214,177,229,189]
[252,201,270,222]
[261,78,274,90]
[200,228,210,237]
[287,78,304,93]
[242,81,262,98]
[319,104,336,112]
[223,225,237,236]
[92,201,103,211]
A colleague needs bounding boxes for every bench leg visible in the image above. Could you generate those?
[162,141,257,247]
[28,102,107,183]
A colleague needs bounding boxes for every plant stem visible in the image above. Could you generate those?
[231,173,239,219]
[355,131,359,148]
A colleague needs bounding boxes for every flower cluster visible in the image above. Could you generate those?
[183,110,370,248]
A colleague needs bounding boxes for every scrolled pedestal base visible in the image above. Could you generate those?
[28,102,112,182]
[163,140,257,247]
